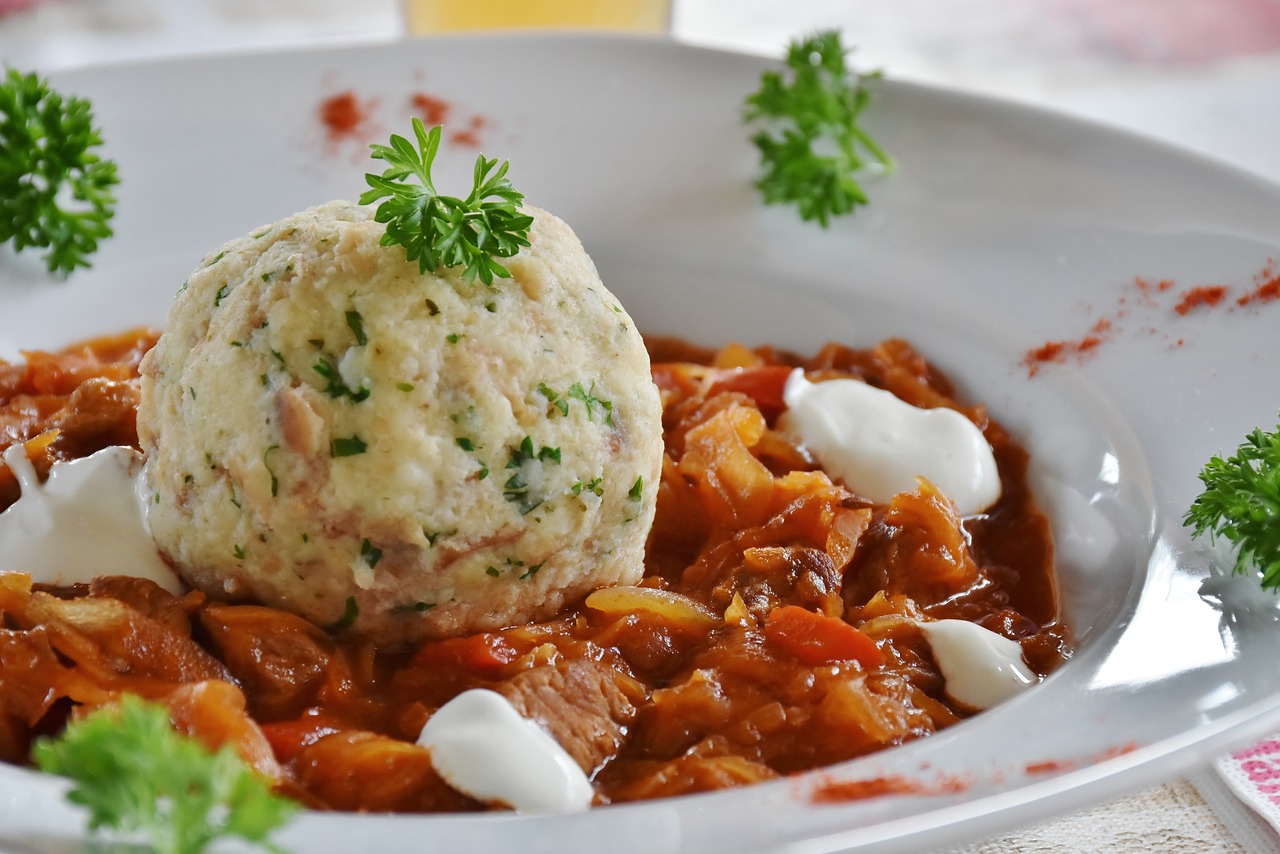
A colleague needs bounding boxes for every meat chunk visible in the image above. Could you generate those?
[199,603,350,720]
[89,575,199,636]
[497,660,638,775]
[51,376,141,457]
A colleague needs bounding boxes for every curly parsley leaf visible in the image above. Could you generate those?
[360,118,533,286]
[743,30,891,226]
[32,694,297,854]
[1184,418,1280,590]
[0,67,118,275]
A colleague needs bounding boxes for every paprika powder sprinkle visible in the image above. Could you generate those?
[411,92,451,126]
[1174,285,1228,316]
[1021,336,1103,377]
[317,86,490,152]
[319,91,372,141]
[1238,259,1280,307]
[1134,276,1175,299]
[1025,759,1075,775]
[1021,259,1279,377]
[449,115,487,148]
[810,773,969,804]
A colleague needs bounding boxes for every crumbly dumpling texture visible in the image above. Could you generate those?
[138,201,662,645]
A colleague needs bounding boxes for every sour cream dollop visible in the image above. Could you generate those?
[918,619,1038,710]
[781,370,1001,515]
[416,688,594,814]
[0,444,182,592]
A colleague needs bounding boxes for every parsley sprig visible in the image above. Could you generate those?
[0,67,118,275]
[33,695,297,854]
[1184,417,1280,590]
[743,30,891,226]
[360,119,533,285]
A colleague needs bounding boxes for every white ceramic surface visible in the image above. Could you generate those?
[2,34,1280,854]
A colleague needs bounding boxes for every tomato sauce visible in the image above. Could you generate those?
[0,332,1068,811]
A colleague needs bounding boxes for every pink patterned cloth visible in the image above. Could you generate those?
[1218,739,1280,831]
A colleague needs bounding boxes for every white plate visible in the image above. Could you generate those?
[3,34,1280,854]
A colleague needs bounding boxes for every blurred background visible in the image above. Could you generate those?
[0,0,1277,183]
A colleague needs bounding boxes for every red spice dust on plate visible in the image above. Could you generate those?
[1173,285,1229,316]
[1022,742,1140,777]
[411,92,451,126]
[807,742,1139,805]
[1237,258,1280,307]
[409,93,488,149]
[316,87,491,150]
[448,114,488,148]
[1021,259,1280,377]
[809,772,971,804]
[1025,759,1074,775]
[319,91,375,142]
[1021,328,1106,378]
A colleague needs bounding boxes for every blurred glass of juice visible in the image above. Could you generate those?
[404,0,670,33]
